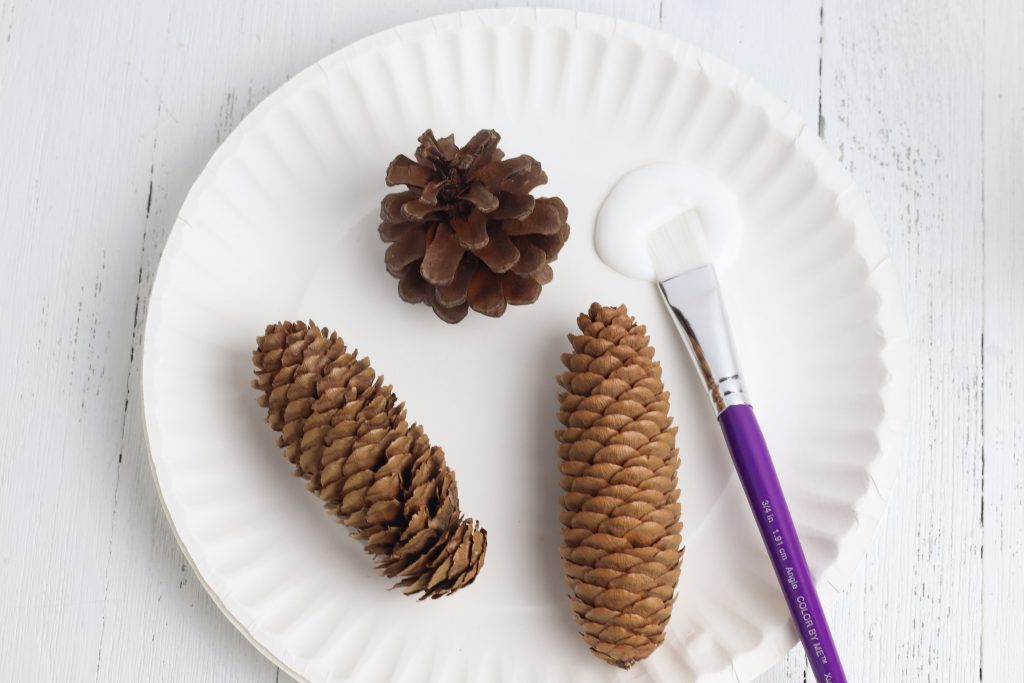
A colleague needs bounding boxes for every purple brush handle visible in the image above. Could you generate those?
[719,404,847,683]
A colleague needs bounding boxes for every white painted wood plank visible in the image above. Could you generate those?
[0,2,185,680]
[982,0,1024,680]
[493,0,660,23]
[659,0,822,128]
[821,1,985,681]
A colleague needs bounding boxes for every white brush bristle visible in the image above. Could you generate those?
[647,210,712,281]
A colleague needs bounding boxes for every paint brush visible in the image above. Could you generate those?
[649,211,847,683]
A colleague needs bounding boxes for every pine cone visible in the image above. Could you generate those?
[379,129,570,323]
[555,304,683,668]
[252,320,487,599]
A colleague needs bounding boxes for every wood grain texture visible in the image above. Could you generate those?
[820,1,986,681]
[982,0,1024,680]
[0,0,1016,681]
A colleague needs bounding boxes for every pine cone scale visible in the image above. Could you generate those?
[472,225,519,272]
[460,182,499,212]
[450,211,488,249]
[534,264,554,286]
[488,192,534,220]
[385,227,428,274]
[420,224,463,285]
[386,155,432,187]
[431,299,469,324]
[501,272,541,306]
[510,241,546,276]
[397,267,431,304]
[434,260,474,307]
[381,189,420,222]
[467,269,506,317]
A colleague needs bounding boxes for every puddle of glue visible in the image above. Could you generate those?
[594,161,744,281]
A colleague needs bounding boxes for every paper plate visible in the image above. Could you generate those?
[142,8,909,682]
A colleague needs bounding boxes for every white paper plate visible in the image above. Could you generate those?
[142,9,909,682]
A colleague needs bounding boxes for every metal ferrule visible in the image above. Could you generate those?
[658,264,750,415]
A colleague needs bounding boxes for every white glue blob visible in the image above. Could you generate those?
[595,162,743,281]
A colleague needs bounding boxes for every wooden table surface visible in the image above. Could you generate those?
[1,1,1020,680]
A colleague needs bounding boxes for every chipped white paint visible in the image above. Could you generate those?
[0,1,1017,682]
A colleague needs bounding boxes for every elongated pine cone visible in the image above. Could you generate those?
[380,129,570,323]
[555,304,683,668]
[252,320,487,599]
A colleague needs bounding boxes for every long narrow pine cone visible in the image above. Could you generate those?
[555,304,683,668]
[380,128,570,323]
[252,320,487,599]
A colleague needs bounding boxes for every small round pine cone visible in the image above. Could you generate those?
[555,304,683,668]
[252,320,487,599]
[379,129,571,323]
